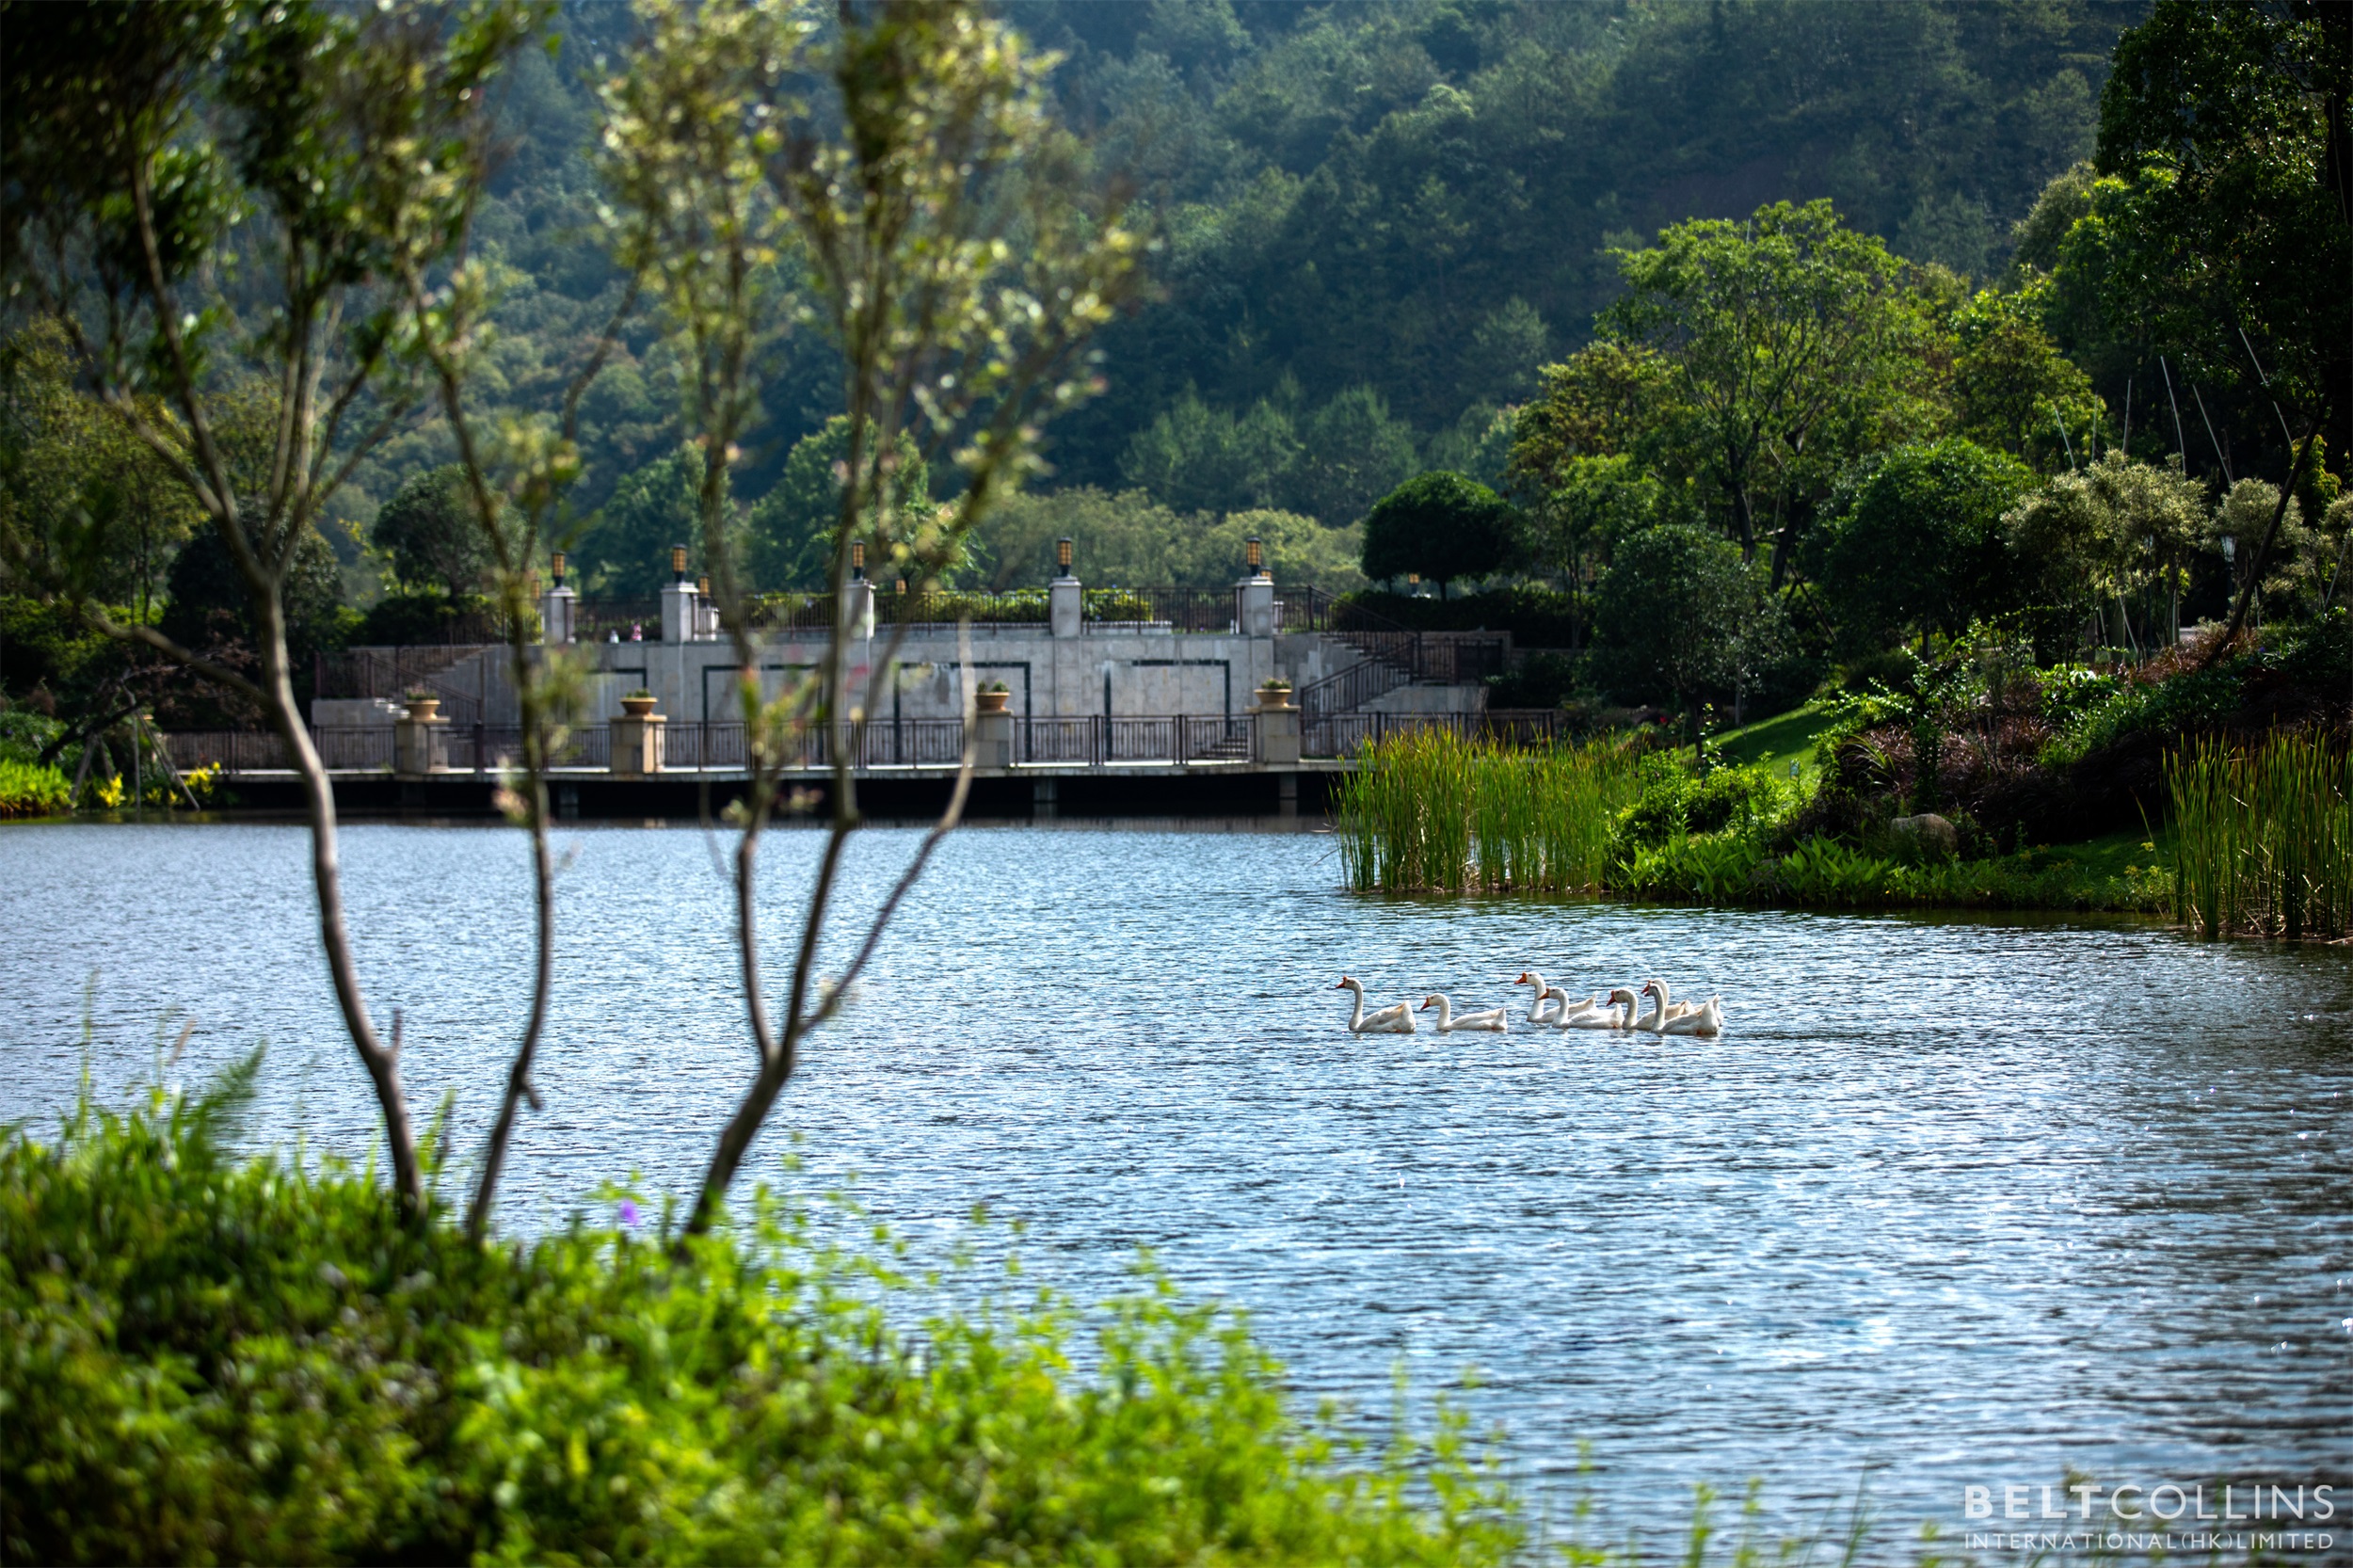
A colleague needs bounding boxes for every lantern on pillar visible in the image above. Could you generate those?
[1245,536,1263,576]
[1056,536,1074,577]
[551,551,567,587]
[851,541,866,579]
[671,545,687,583]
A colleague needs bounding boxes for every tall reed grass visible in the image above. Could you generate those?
[1335,728,1640,893]
[2166,729,2353,939]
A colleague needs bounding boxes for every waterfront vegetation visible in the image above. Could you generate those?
[2169,729,2353,941]
[0,1064,1525,1566]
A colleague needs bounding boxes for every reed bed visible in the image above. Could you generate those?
[1336,728,1640,893]
[2166,729,2353,939]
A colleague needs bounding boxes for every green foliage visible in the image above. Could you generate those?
[1997,452,2210,651]
[2090,2,2350,413]
[577,447,706,598]
[1614,760,1797,852]
[747,417,936,593]
[0,321,203,617]
[1591,524,1787,715]
[1336,728,1641,894]
[1812,438,2035,648]
[1597,200,1946,584]
[156,523,352,716]
[2168,729,2353,941]
[1,1071,1523,1566]
[1948,286,2105,472]
[1116,381,1418,526]
[0,756,71,817]
[973,488,1364,589]
[1360,471,1524,591]
[372,467,495,600]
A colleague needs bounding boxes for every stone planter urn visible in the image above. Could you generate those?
[393,696,448,778]
[1254,683,1294,712]
[1254,685,1301,765]
[611,696,666,776]
[975,688,1011,714]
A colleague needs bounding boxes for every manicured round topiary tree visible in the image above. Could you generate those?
[1359,472,1526,597]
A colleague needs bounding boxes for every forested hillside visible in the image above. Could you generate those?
[333,0,2143,589]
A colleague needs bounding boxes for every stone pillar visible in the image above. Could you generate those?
[1048,573,1082,638]
[660,581,696,644]
[1238,573,1275,637]
[540,584,576,646]
[611,704,666,776]
[393,700,448,778]
[844,577,876,641]
[1254,691,1301,764]
[972,708,1015,769]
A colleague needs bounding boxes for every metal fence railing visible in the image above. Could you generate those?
[158,707,1578,778]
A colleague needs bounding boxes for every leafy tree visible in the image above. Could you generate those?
[2087,0,2351,642]
[0,321,201,619]
[579,447,705,596]
[156,522,350,721]
[1592,520,1787,731]
[601,0,1140,1237]
[1118,389,1298,514]
[748,417,935,592]
[1949,287,2104,472]
[2,0,540,1212]
[1289,384,1420,526]
[1597,200,1944,585]
[372,466,493,600]
[2000,452,2209,654]
[1360,471,1523,596]
[1811,438,2034,651]
[972,488,1362,589]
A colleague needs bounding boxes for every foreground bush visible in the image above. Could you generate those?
[0,1065,1519,1566]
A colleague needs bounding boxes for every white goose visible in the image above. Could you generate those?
[1419,993,1510,1032]
[1336,976,1415,1033]
[1555,987,1631,1029]
[1515,971,1567,1025]
[1638,978,1723,1036]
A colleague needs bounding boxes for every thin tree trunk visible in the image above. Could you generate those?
[466,693,557,1239]
[259,593,424,1214]
[2208,403,2329,664]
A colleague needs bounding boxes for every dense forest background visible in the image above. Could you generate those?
[324,0,2143,595]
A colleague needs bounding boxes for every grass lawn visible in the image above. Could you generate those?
[2025,823,2173,879]
[1713,700,1839,784]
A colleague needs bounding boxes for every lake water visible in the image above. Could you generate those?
[4,820,2350,1548]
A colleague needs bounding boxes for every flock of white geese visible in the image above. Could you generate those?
[1334,971,1725,1037]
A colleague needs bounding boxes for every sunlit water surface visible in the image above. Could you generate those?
[5,821,2350,1544]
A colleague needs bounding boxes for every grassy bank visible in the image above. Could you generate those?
[1337,726,2171,913]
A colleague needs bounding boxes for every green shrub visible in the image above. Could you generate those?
[1,1065,1523,1567]
[1614,760,1794,851]
[0,757,71,817]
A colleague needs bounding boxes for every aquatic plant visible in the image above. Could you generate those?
[0,758,70,818]
[1336,728,1641,893]
[2167,729,2353,939]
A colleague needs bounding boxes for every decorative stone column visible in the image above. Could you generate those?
[611,696,666,776]
[541,584,576,646]
[1048,535,1081,638]
[1253,684,1300,764]
[659,579,697,644]
[393,696,448,778]
[844,577,876,641]
[1238,572,1275,637]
